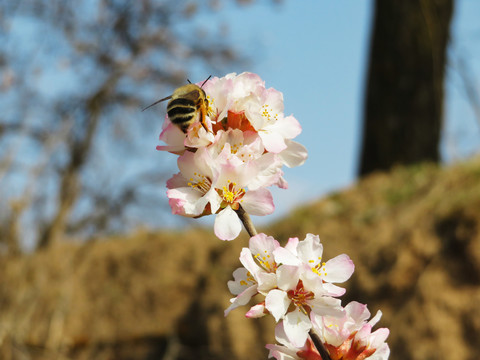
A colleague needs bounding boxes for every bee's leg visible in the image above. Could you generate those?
[198,100,211,133]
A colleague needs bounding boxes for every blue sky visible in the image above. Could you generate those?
[183,0,480,226]
[191,1,372,224]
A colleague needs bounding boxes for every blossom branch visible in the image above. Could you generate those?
[158,73,390,360]
[236,205,258,237]
[309,332,332,360]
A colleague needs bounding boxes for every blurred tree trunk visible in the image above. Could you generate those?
[2,200,24,256]
[0,1,246,251]
[358,0,454,176]
[37,75,118,250]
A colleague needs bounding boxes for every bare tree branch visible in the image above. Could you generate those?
[0,0,248,251]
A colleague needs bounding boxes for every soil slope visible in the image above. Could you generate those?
[1,158,479,360]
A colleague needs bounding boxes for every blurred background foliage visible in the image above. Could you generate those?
[0,0,263,251]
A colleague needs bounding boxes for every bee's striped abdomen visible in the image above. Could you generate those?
[167,98,197,132]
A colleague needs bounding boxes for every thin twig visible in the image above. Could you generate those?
[310,331,332,360]
[235,205,258,237]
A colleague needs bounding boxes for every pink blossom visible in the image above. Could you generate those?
[157,72,307,164]
[273,234,355,297]
[207,129,286,189]
[166,148,217,217]
[265,268,343,347]
[266,322,322,360]
[156,119,186,154]
[226,233,352,347]
[166,146,275,240]
[159,73,307,238]
[311,301,390,360]
[225,234,280,315]
[212,157,275,240]
[267,302,390,360]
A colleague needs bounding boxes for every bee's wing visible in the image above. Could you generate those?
[181,89,201,102]
[142,95,173,112]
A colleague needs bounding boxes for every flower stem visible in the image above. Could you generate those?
[235,205,257,237]
[309,331,332,360]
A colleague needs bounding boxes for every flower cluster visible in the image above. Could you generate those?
[226,233,390,360]
[157,72,307,240]
[156,72,390,359]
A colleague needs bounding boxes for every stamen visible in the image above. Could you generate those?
[261,104,279,122]
[312,261,327,277]
[217,179,246,206]
[287,280,315,314]
[188,173,212,194]
[254,252,275,272]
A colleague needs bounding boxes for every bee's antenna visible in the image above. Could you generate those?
[201,75,212,87]
[187,79,192,84]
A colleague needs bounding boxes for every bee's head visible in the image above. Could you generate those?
[172,83,202,98]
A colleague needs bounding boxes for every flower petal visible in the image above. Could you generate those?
[166,187,205,216]
[265,289,290,322]
[228,267,253,295]
[369,343,390,360]
[246,303,267,318]
[308,297,343,317]
[279,140,308,168]
[157,121,186,153]
[296,234,324,268]
[276,265,301,291]
[283,311,311,347]
[323,254,355,283]
[239,248,265,281]
[259,130,287,153]
[224,284,258,316]
[268,115,302,140]
[241,188,275,216]
[249,233,280,271]
[214,206,242,240]
[273,247,302,267]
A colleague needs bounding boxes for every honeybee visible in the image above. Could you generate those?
[143,77,212,133]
